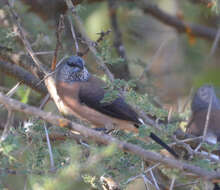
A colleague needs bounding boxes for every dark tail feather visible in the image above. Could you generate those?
[150,132,178,158]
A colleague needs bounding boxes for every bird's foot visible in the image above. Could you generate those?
[94,128,114,134]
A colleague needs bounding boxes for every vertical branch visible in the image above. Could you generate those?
[203,94,213,142]
[68,15,80,55]
[43,122,55,172]
[51,15,65,71]
[107,0,130,80]
[1,109,14,141]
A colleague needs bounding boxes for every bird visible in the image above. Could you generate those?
[187,85,220,190]
[187,85,220,144]
[54,55,178,158]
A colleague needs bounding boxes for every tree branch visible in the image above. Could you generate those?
[139,1,217,41]
[0,92,220,181]
[107,0,130,80]
[0,61,47,94]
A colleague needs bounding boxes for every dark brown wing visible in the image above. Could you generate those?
[78,76,140,124]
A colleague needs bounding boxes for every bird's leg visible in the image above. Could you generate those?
[93,123,115,134]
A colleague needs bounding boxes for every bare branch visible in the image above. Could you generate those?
[0,110,14,141]
[51,15,65,71]
[43,122,55,172]
[169,177,176,190]
[203,94,213,141]
[139,1,218,41]
[0,61,47,94]
[0,93,220,180]
[68,15,79,55]
[107,0,130,79]
[210,27,220,56]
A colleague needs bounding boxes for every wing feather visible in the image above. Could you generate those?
[79,76,140,124]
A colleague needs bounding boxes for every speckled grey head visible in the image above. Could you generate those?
[191,85,220,112]
[55,56,90,83]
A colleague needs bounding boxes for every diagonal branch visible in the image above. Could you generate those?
[6,0,48,75]
[0,61,47,94]
[139,1,217,41]
[0,92,220,181]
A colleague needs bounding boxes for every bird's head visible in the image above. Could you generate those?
[55,56,90,83]
[191,85,220,112]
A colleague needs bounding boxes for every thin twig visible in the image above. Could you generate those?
[0,109,14,141]
[68,15,79,55]
[167,106,173,123]
[171,135,220,164]
[141,174,152,190]
[19,51,55,56]
[174,180,199,188]
[79,30,111,56]
[203,93,213,141]
[0,82,21,109]
[139,38,171,81]
[181,87,194,113]
[169,177,176,190]
[169,136,203,146]
[209,27,220,56]
[124,163,160,185]
[150,170,160,190]
[51,15,64,71]
[43,122,55,172]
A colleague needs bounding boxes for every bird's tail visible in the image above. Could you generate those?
[149,132,178,158]
[138,118,178,158]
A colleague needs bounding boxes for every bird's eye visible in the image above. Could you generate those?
[67,61,75,67]
[65,56,84,69]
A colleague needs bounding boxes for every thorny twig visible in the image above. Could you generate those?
[79,30,111,56]
[65,0,115,82]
